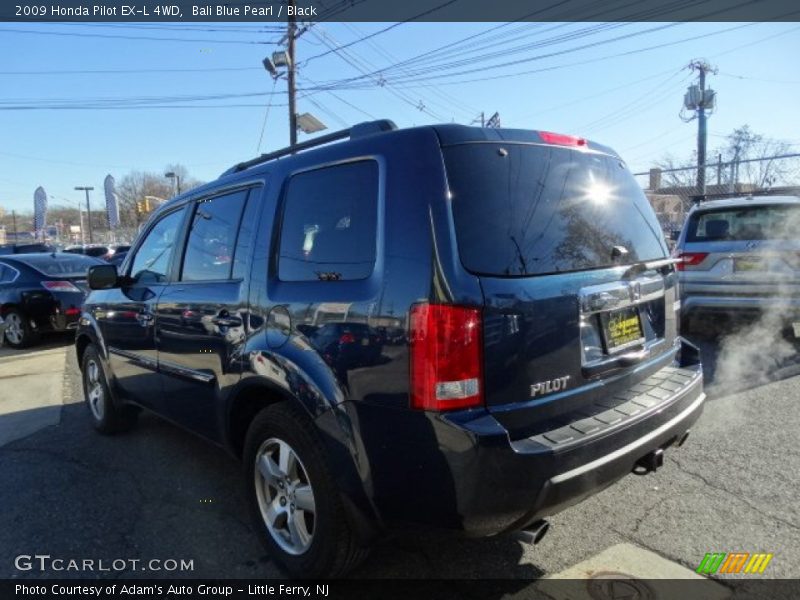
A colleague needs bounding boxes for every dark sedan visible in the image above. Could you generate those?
[0,253,102,348]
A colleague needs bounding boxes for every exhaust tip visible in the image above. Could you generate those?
[515,519,550,546]
[634,448,665,474]
[677,430,691,447]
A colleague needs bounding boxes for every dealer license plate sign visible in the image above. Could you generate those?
[600,306,645,354]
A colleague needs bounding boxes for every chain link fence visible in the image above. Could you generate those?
[634,153,800,235]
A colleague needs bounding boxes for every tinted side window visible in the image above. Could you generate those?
[181,190,248,281]
[129,209,185,284]
[278,161,378,282]
[0,264,14,283]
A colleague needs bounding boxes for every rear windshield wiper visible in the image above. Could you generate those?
[621,257,682,279]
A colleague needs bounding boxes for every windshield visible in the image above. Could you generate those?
[687,204,800,242]
[444,143,667,277]
[16,254,101,277]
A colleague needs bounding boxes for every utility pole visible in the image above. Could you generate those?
[683,60,717,200]
[74,186,94,243]
[287,0,298,146]
[11,210,17,241]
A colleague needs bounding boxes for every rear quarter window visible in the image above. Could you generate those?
[444,143,667,276]
[277,160,379,282]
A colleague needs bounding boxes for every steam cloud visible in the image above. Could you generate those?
[708,205,800,396]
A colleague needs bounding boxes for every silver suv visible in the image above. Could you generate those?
[674,195,800,333]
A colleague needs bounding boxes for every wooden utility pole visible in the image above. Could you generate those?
[287,0,297,146]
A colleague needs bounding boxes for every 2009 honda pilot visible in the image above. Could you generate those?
[76,121,705,577]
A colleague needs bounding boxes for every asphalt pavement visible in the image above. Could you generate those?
[0,331,798,593]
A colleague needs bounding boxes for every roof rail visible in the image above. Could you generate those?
[222,119,397,176]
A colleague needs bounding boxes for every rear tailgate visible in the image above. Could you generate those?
[443,140,680,439]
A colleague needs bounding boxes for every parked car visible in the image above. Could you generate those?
[674,195,800,334]
[107,250,128,267]
[0,243,59,255]
[0,253,102,347]
[76,120,704,577]
[64,244,115,261]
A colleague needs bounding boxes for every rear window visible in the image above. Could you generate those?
[15,254,100,277]
[687,204,800,242]
[444,143,667,277]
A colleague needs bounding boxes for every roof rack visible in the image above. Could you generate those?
[222,119,397,176]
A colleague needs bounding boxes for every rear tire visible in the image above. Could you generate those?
[81,345,138,434]
[243,402,369,577]
[3,308,39,349]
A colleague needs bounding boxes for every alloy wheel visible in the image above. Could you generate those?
[4,313,23,345]
[254,437,316,555]
[85,359,105,421]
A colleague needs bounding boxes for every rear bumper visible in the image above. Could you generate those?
[682,294,800,315]
[354,343,704,536]
[444,365,703,535]
[24,291,84,333]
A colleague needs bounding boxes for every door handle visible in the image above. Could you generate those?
[212,313,242,328]
[136,311,154,325]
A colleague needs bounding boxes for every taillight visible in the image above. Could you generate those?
[409,304,483,411]
[675,252,709,271]
[339,332,355,344]
[538,131,587,147]
[41,281,81,293]
[64,307,81,316]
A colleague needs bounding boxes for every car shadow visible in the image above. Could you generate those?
[0,380,547,584]
[0,332,74,358]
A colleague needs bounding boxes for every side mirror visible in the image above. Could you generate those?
[87,264,119,290]
[669,230,681,242]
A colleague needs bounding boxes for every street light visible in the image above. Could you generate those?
[164,172,182,196]
[74,186,94,243]
[296,112,327,134]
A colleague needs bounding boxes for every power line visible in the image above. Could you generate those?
[0,66,262,75]
[256,79,279,154]
[340,22,479,119]
[311,0,696,87]
[0,26,276,45]
[300,0,459,66]
[308,26,445,121]
[316,20,772,92]
[311,0,771,91]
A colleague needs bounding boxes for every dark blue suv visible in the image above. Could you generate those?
[76,121,705,577]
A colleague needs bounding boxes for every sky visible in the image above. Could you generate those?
[0,19,799,214]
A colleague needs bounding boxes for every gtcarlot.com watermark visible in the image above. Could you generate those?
[14,554,194,573]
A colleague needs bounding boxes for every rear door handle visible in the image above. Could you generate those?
[136,311,154,325]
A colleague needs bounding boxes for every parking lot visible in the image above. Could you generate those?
[1,330,799,589]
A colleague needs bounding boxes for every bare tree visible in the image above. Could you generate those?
[655,151,698,188]
[719,125,795,189]
[116,171,174,228]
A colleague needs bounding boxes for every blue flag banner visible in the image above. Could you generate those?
[104,174,120,229]
[33,186,48,240]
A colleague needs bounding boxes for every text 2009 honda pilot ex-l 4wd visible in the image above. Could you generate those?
[76,121,705,577]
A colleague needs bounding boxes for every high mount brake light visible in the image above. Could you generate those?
[539,131,587,147]
[409,304,483,411]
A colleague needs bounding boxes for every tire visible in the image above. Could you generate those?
[244,402,369,578]
[3,308,40,349]
[81,345,138,434]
